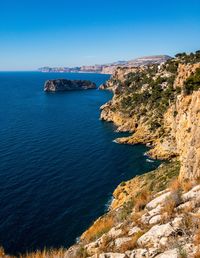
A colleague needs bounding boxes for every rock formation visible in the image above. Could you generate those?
[44,79,96,92]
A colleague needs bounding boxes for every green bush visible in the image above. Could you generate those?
[183,68,200,94]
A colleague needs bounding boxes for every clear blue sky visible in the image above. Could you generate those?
[1,0,200,70]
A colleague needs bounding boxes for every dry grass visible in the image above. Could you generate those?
[194,248,200,258]
[161,197,176,218]
[118,231,144,252]
[194,228,200,246]
[131,211,146,228]
[98,235,112,253]
[134,190,150,212]
[180,213,200,237]
[170,177,194,194]
[75,245,88,258]
[195,177,200,185]
[20,248,67,258]
[181,180,193,192]
[182,202,194,213]
[81,215,114,242]
[169,178,181,193]
[0,247,5,256]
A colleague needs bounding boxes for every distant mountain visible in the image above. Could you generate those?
[127,55,172,66]
[38,55,172,74]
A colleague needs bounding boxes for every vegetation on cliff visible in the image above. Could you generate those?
[183,68,200,94]
[104,51,200,132]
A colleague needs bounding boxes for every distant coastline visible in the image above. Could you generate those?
[38,55,171,75]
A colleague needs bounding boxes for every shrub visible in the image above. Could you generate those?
[76,246,88,258]
[134,190,150,212]
[117,200,134,221]
[162,197,176,218]
[118,231,144,252]
[178,246,188,258]
[169,178,181,193]
[183,68,200,94]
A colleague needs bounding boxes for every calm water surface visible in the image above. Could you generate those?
[0,72,160,254]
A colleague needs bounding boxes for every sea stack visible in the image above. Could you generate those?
[44,79,96,92]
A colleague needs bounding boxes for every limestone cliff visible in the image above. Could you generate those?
[61,51,200,258]
[100,51,200,180]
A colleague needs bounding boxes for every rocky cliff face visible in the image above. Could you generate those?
[174,63,200,88]
[168,92,200,180]
[62,51,200,258]
[44,79,96,92]
[100,53,200,181]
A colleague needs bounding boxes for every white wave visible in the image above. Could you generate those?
[146,158,155,163]
[104,196,114,211]
[112,139,119,144]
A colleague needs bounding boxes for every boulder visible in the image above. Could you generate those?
[126,248,159,258]
[114,237,132,248]
[146,192,171,210]
[137,223,175,247]
[149,214,162,225]
[182,185,200,202]
[128,226,141,236]
[155,249,178,258]
[107,225,123,238]
[89,254,126,258]
[141,205,162,224]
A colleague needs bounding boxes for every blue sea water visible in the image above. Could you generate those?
[0,72,160,255]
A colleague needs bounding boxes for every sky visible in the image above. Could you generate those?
[0,0,200,70]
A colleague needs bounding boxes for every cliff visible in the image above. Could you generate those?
[62,51,200,258]
[44,79,96,92]
[100,52,200,181]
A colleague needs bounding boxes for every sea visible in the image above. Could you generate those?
[0,72,160,255]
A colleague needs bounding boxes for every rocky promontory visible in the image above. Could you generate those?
[44,79,96,92]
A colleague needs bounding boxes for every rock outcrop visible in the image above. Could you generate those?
[44,79,96,92]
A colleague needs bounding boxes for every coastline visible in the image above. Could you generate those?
[64,52,200,257]
[1,51,200,257]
